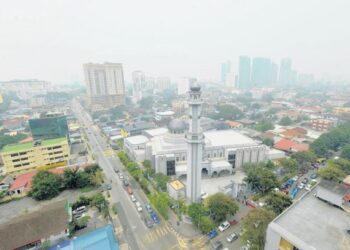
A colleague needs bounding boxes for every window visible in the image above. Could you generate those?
[14,164,22,168]
[182,156,185,161]
[19,152,27,155]
[166,160,176,176]
[10,153,19,157]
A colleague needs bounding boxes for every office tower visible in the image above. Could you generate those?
[251,57,271,87]
[132,71,145,101]
[29,113,69,141]
[186,81,204,203]
[238,56,251,89]
[278,58,292,86]
[221,60,231,83]
[270,62,279,85]
[83,62,125,108]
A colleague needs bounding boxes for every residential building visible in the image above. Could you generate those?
[83,62,125,108]
[221,60,231,83]
[1,137,69,174]
[29,114,69,140]
[310,118,335,131]
[132,70,146,101]
[273,138,309,153]
[251,57,271,87]
[238,56,251,89]
[0,200,70,250]
[225,120,243,129]
[265,182,350,250]
[278,58,292,86]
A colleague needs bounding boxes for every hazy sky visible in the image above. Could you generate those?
[0,0,349,84]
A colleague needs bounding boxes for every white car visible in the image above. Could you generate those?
[218,221,230,232]
[119,173,124,179]
[305,184,312,191]
[292,175,298,181]
[135,202,143,212]
[130,195,136,202]
[201,192,208,200]
[297,183,305,189]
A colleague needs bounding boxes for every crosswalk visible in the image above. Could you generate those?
[190,235,207,249]
[143,224,172,243]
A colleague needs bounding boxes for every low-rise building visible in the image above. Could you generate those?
[0,137,69,174]
[0,200,70,250]
[310,118,335,131]
[167,180,186,200]
[265,186,350,250]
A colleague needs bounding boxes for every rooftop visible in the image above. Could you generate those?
[125,135,149,145]
[269,189,350,250]
[204,130,257,147]
[1,137,67,153]
[0,200,69,250]
[319,179,350,196]
[169,180,185,190]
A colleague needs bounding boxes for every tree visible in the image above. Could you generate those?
[318,165,346,181]
[150,192,170,220]
[63,169,92,189]
[91,193,108,212]
[278,158,299,175]
[139,96,154,109]
[154,173,170,191]
[262,138,274,147]
[244,168,279,195]
[206,193,239,223]
[255,120,274,132]
[264,192,293,215]
[241,208,276,250]
[0,133,28,150]
[291,151,316,166]
[279,116,293,126]
[30,171,62,200]
[188,203,215,233]
[84,164,101,174]
[210,104,243,121]
[341,144,350,160]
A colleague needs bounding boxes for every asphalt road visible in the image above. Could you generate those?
[71,100,180,250]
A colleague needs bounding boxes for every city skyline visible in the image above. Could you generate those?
[0,0,349,84]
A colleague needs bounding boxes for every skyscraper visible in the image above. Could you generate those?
[221,60,231,83]
[270,62,279,85]
[251,57,271,87]
[132,71,145,100]
[278,58,292,86]
[83,62,125,108]
[238,56,251,89]
[186,81,204,203]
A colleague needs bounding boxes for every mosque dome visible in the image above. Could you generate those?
[190,82,201,92]
[168,119,186,134]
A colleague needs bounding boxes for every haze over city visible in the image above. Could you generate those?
[1,0,350,84]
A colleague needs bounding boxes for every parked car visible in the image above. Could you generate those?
[104,183,112,190]
[123,180,129,187]
[201,192,209,200]
[135,202,143,212]
[310,173,318,179]
[145,204,153,214]
[297,183,305,189]
[301,178,309,184]
[145,218,153,228]
[113,167,120,173]
[127,187,133,195]
[305,183,312,191]
[211,241,223,250]
[218,221,230,232]
[119,173,124,179]
[226,232,239,243]
[150,212,160,224]
[292,175,298,181]
[130,194,136,202]
[207,229,218,239]
[73,206,87,215]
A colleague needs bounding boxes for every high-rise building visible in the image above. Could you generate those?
[132,71,146,101]
[278,58,292,86]
[221,60,231,83]
[29,113,69,141]
[238,56,251,89]
[251,57,271,87]
[156,77,171,91]
[270,62,279,85]
[186,81,204,203]
[83,62,125,108]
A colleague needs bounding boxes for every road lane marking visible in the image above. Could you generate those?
[178,238,187,249]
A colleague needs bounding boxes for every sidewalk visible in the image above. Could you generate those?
[167,209,202,239]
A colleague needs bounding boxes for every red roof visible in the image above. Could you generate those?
[274,138,309,152]
[9,165,79,192]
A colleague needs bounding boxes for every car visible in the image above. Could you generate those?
[104,183,112,190]
[119,173,124,179]
[150,212,160,224]
[130,194,136,202]
[113,167,120,173]
[127,187,133,195]
[123,180,129,187]
[145,204,153,214]
[218,221,230,232]
[73,206,87,215]
[310,173,318,179]
[301,178,309,184]
[211,241,223,250]
[292,175,298,181]
[305,184,312,191]
[226,232,239,243]
[207,229,218,239]
[144,218,153,228]
[297,183,305,189]
[135,202,143,212]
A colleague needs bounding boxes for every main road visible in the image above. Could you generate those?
[71,100,182,250]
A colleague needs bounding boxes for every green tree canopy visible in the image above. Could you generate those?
[279,116,293,126]
[244,167,279,195]
[30,171,62,200]
[241,208,276,250]
[187,203,215,233]
[63,169,92,189]
[255,119,274,132]
[154,173,170,191]
[150,192,170,220]
[139,96,154,109]
[262,138,274,147]
[264,192,293,215]
[341,144,350,160]
[318,164,346,181]
[291,151,317,166]
[209,104,243,120]
[206,193,239,223]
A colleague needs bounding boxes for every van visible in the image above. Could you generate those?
[127,187,133,195]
